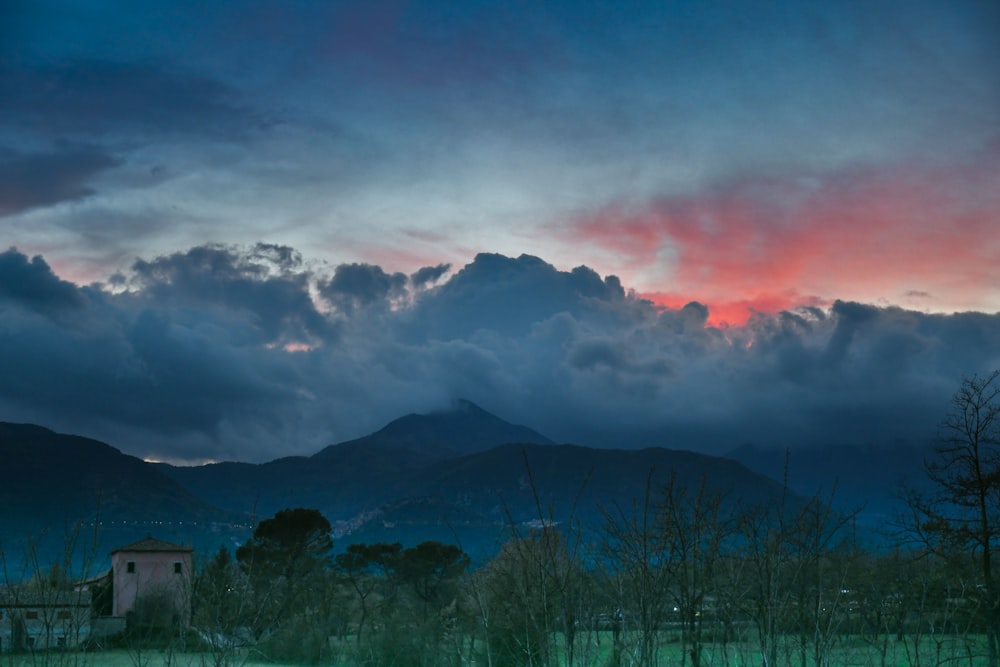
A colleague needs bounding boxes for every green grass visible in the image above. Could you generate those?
[563,630,993,667]
[1,634,993,666]
[0,650,303,667]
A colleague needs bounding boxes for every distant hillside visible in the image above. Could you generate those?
[160,402,805,555]
[726,441,933,528]
[318,443,799,561]
[409,443,792,527]
[0,422,229,527]
[162,399,553,518]
[0,422,245,569]
[315,398,554,459]
[414,445,781,521]
[3,402,818,565]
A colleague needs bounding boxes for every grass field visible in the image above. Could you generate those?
[0,651,301,667]
[0,633,993,666]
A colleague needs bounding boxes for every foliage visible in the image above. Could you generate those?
[476,528,574,667]
[235,508,333,580]
[230,507,333,655]
[333,540,471,667]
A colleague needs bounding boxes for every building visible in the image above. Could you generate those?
[0,535,194,653]
[111,535,194,627]
[0,589,91,653]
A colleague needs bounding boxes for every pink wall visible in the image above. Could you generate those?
[111,549,193,625]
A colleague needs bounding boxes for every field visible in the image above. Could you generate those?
[0,651,300,667]
[0,633,993,667]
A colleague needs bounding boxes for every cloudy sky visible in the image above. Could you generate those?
[1,0,998,463]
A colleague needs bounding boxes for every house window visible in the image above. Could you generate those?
[57,636,67,648]
[57,610,71,620]
[126,561,136,573]
[26,610,38,620]
[26,637,35,648]
[174,561,182,574]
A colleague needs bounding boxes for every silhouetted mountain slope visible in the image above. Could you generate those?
[314,398,554,459]
[160,402,796,546]
[0,422,244,567]
[326,443,803,560]
[726,441,933,526]
[4,403,818,564]
[161,443,437,520]
[162,399,553,517]
[407,443,793,527]
[0,422,228,527]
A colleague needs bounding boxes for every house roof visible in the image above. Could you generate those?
[74,568,112,589]
[110,535,193,554]
[0,588,92,607]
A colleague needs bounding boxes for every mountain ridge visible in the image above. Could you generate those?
[313,398,554,460]
[1,399,887,564]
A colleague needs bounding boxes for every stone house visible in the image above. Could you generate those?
[111,535,194,627]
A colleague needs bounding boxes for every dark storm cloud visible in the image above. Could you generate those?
[567,338,673,377]
[410,263,451,289]
[321,263,408,314]
[725,302,1000,448]
[658,301,711,334]
[408,253,633,340]
[398,254,1000,452]
[0,60,254,138]
[0,248,85,312]
[1,247,999,463]
[0,290,302,462]
[129,243,335,346]
[0,145,121,215]
[0,245,328,462]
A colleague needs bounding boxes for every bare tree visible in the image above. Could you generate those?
[906,369,1000,667]
[599,471,675,667]
[0,522,102,667]
[193,545,262,667]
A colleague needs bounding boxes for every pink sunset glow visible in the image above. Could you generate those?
[569,150,1000,326]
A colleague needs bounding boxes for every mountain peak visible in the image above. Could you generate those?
[316,400,553,460]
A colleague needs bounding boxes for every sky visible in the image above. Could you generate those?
[1,0,998,464]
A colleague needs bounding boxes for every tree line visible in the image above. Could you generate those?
[188,369,1000,666]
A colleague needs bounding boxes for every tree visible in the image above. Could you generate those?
[236,507,333,580]
[908,369,1000,667]
[601,473,735,667]
[193,545,256,667]
[600,472,677,667]
[334,542,403,645]
[396,541,470,611]
[392,541,472,667]
[332,540,472,666]
[479,528,572,667]
[235,508,333,651]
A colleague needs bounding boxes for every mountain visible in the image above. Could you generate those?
[3,401,818,566]
[161,399,553,518]
[413,443,790,522]
[725,441,933,529]
[0,422,245,569]
[314,398,554,459]
[338,443,796,560]
[162,401,800,558]
[0,422,228,527]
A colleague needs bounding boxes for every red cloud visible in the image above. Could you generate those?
[640,291,828,329]
[568,146,1000,326]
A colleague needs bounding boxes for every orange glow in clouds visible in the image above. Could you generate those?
[570,148,1000,326]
